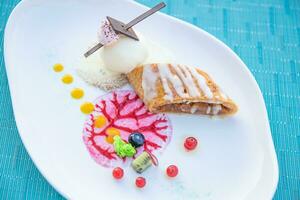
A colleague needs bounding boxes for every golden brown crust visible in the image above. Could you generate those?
[127,64,238,116]
[127,65,144,98]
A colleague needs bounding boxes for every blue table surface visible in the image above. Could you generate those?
[0,0,299,199]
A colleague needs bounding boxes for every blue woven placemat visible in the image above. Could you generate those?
[0,0,299,199]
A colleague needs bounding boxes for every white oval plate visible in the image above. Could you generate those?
[4,0,278,199]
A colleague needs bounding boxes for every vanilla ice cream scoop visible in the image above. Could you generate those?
[100,35,148,73]
[98,20,148,74]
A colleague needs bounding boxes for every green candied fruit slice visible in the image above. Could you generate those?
[122,143,136,157]
[113,135,136,158]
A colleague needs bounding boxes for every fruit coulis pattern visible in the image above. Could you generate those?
[83,90,172,167]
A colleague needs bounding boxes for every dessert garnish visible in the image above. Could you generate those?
[99,20,120,46]
[82,90,172,168]
[105,127,120,144]
[113,135,136,158]
[80,102,95,114]
[61,74,73,84]
[166,165,178,178]
[94,116,107,128]
[84,2,166,57]
[131,151,152,174]
[53,63,64,72]
[128,132,145,148]
[184,137,198,151]
[135,177,146,188]
[71,88,84,99]
[112,167,124,180]
[131,149,159,174]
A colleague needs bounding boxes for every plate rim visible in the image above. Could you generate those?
[3,0,279,199]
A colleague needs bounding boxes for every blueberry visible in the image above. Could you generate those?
[128,132,145,148]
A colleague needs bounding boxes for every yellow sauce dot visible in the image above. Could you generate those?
[53,63,64,72]
[106,128,120,144]
[80,102,94,114]
[94,116,107,128]
[71,88,84,99]
[107,127,120,136]
[106,136,115,144]
[61,74,73,84]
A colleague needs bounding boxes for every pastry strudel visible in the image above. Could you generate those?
[127,64,238,116]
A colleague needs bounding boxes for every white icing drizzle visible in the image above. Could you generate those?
[173,64,199,97]
[212,105,222,115]
[187,66,213,99]
[141,64,214,101]
[159,78,173,100]
[142,65,159,102]
[206,106,211,114]
[157,64,188,100]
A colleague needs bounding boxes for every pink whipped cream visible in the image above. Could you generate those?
[83,90,172,168]
[98,20,120,45]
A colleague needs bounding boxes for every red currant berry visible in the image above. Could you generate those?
[166,165,178,177]
[135,177,146,188]
[184,137,198,150]
[112,167,124,179]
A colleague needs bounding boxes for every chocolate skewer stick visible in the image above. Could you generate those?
[84,43,103,57]
[84,2,166,58]
[124,2,166,30]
